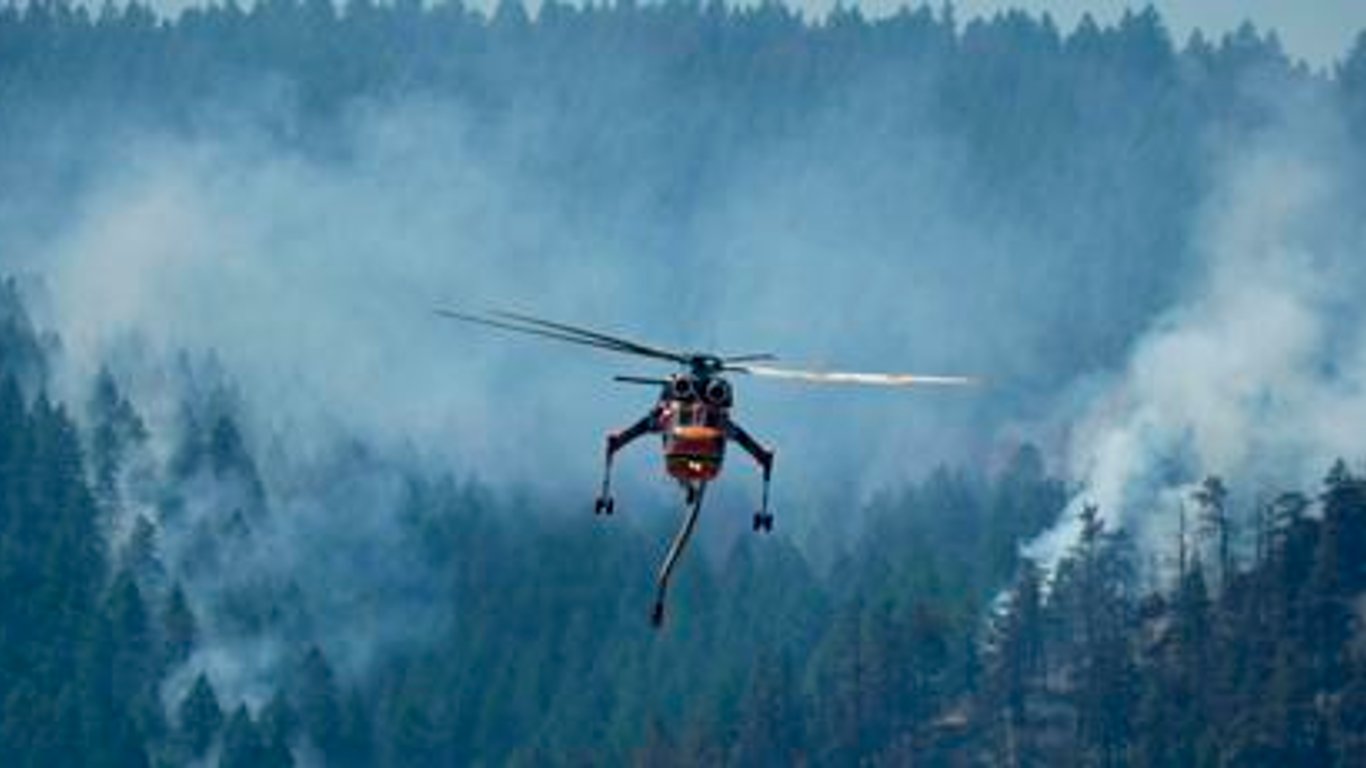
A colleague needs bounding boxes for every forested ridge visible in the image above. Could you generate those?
[3,273,1365,765]
[2,1,1366,765]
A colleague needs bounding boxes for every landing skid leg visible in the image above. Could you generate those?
[651,483,706,628]
[595,454,615,515]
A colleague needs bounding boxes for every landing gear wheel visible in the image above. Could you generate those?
[650,601,665,628]
[753,512,774,532]
[594,496,615,516]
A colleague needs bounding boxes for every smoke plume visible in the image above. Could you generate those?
[1024,84,1366,578]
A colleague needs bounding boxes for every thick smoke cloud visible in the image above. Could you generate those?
[23,91,1027,701]
[36,90,1050,525]
[3,4,1362,706]
[1025,86,1366,577]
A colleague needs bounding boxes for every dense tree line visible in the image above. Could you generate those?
[1,2,1365,764]
[3,273,1365,764]
[974,467,1366,766]
[0,278,1060,764]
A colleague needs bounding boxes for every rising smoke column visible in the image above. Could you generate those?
[1024,88,1366,579]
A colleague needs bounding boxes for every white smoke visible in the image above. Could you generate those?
[7,14,1361,707]
[1024,86,1366,578]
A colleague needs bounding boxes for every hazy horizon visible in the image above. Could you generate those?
[109,0,1366,68]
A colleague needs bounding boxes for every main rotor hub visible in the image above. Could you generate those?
[687,354,726,377]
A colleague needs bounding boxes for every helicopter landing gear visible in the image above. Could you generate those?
[752,458,774,532]
[727,419,775,535]
[596,452,616,517]
[597,409,664,518]
[651,483,705,629]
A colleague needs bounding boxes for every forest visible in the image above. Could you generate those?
[2,1,1366,765]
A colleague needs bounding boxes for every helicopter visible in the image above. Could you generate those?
[436,308,976,627]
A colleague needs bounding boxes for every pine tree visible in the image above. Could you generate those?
[1307,461,1364,689]
[0,375,23,532]
[161,583,197,668]
[220,705,266,768]
[1172,558,1213,762]
[119,515,165,597]
[106,570,158,736]
[340,687,376,768]
[260,689,299,751]
[731,650,802,766]
[387,690,439,767]
[1192,475,1231,590]
[87,367,147,503]
[260,733,295,768]
[982,561,1046,766]
[177,673,223,759]
[297,646,344,759]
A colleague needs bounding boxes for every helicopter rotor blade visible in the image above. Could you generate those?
[435,308,670,361]
[485,309,690,364]
[614,375,670,386]
[733,363,979,388]
[438,307,976,388]
[721,353,778,364]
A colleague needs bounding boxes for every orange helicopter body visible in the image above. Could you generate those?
[659,400,727,482]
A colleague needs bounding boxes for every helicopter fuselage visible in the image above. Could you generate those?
[659,396,728,482]
[653,372,734,483]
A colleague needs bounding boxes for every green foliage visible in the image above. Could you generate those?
[296,645,344,756]
[87,367,148,503]
[160,583,196,669]
[220,705,266,768]
[176,674,222,759]
[0,6,1363,764]
[22,339,1366,765]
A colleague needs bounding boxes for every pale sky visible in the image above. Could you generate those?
[128,0,1366,68]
